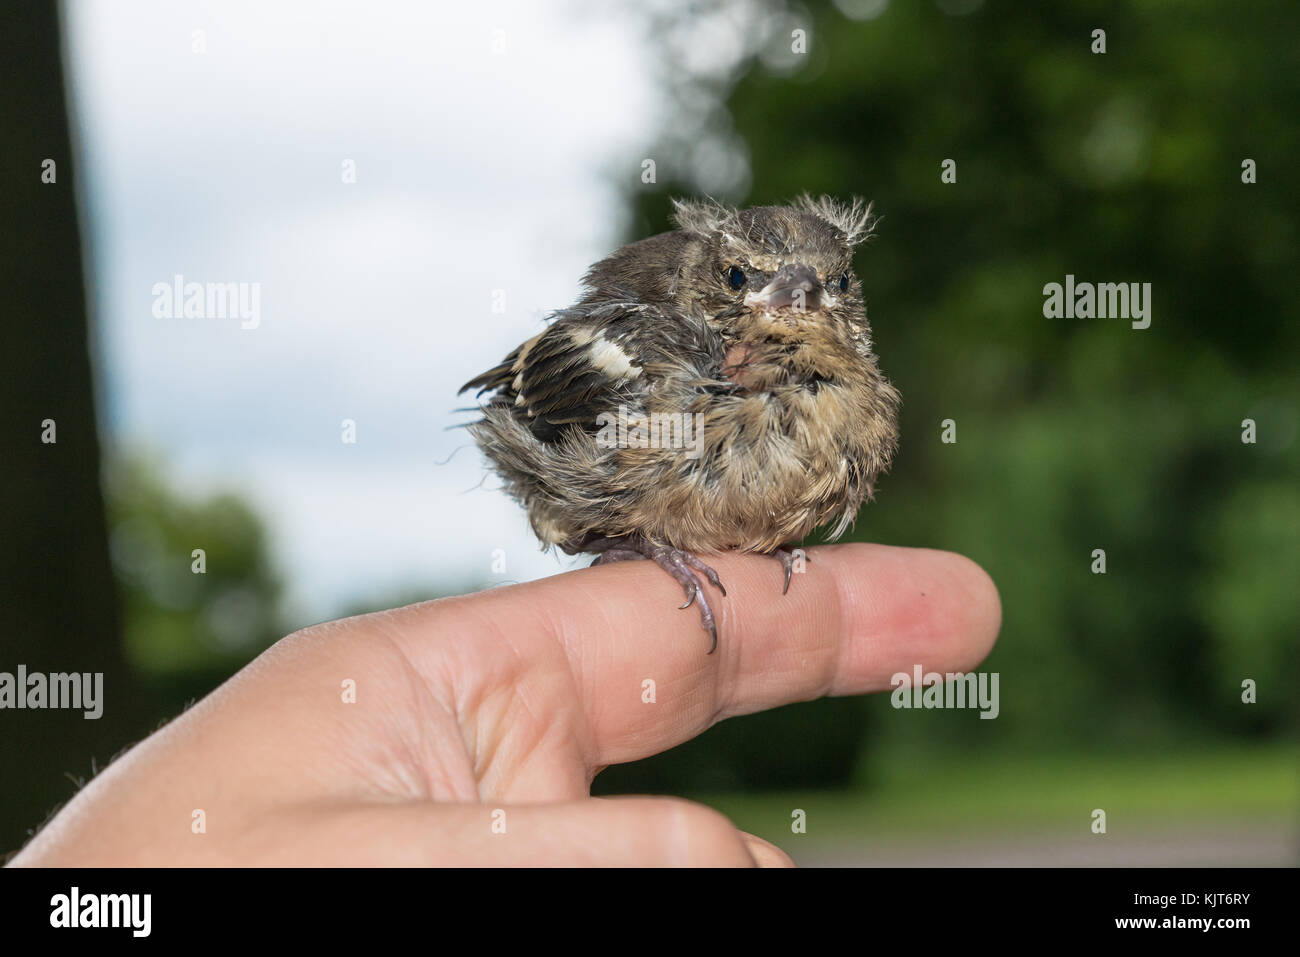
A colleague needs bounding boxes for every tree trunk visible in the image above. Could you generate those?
[0,0,142,858]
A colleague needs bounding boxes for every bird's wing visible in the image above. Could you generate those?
[460,300,722,443]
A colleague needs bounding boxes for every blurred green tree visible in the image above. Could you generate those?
[598,0,1298,793]
[105,453,283,678]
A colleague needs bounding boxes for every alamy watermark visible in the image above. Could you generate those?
[1042,274,1151,329]
[595,404,705,459]
[152,274,261,329]
[891,665,999,719]
[0,666,102,719]
[50,887,150,937]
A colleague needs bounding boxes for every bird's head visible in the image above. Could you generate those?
[578,195,881,390]
[670,195,879,388]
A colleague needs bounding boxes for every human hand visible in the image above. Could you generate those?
[11,543,999,867]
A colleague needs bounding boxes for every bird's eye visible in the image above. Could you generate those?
[727,265,747,290]
[839,272,850,293]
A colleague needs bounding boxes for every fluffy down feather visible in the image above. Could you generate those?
[460,197,900,556]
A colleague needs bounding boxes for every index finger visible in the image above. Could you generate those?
[429,543,1000,768]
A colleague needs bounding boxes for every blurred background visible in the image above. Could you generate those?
[1,0,1296,864]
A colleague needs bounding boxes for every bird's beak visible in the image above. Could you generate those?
[744,263,827,314]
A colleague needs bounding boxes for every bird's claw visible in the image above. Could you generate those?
[772,546,805,596]
[679,583,698,610]
[585,535,724,653]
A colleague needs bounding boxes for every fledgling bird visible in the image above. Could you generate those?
[460,196,900,652]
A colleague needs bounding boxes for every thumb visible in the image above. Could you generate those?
[249,796,760,867]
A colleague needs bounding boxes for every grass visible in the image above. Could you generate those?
[692,743,1299,851]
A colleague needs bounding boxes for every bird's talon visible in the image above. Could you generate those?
[773,546,799,596]
[584,536,724,652]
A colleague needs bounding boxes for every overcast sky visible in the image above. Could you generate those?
[63,0,668,623]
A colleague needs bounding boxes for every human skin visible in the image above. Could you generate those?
[11,544,1000,867]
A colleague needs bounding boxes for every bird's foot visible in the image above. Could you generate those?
[586,535,726,653]
[771,545,809,596]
